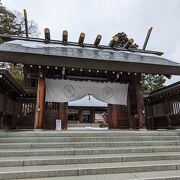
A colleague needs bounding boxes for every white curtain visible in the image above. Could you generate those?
[45,79,129,105]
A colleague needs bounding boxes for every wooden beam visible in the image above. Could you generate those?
[62,30,68,43]
[142,27,153,50]
[66,75,108,81]
[114,32,128,45]
[78,32,85,44]
[44,28,50,43]
[123,39,134,49]
[109,36,119,47]
[34,74,45,129]
[23,9,29,38]
[94,34,102,46]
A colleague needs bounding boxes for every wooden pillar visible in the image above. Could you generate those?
[0,95,5,129]
[11,99,19,129]
[108,104,117,128]
[167,100,172,129]
[11,100,20,129]
[23,65,31,87]
[127,80,138,129]
[0,115,3,129]
[167,114,172,129]
[34,75,45,129]
[107,104,112,128]
[91,108,95,123]
[59,102,68,129]
[77,109,81,123]
[80,110,83,123]
[127,85,133,129]
[0,95,7,129]
[112,105,118,128]
[135,74,146,129]
[127,94,133,129]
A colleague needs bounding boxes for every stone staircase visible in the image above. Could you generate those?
[0,130,180,179]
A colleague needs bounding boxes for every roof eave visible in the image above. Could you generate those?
[0,50,180,75]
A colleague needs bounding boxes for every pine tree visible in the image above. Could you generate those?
[142,74,166,94]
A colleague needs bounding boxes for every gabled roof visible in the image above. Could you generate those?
[68,95,107,107]
[0,36,180,75]
[0,68,25,95]
[149,81,180,96]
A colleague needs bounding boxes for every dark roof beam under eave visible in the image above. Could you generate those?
[66,75,108,81]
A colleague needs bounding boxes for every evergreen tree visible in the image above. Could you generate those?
[0,4,39,85]
[0,5,38,36]
[142,74,167,94]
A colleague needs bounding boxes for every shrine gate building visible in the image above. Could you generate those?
[0,32,180,130]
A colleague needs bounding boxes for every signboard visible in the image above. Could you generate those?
[56,119,61,130]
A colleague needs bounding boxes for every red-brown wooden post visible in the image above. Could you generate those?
[59,102,68,129]
[108,104,117,128]
[107,104,112,128]
[34,74,45,129]
[112,105,118,128]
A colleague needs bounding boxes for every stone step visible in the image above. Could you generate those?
[0,140,179,149]
[1,146,180,157]
[0,130,179,138]
[1,152,180,167]
[0,160,180,179]
[67,123,100,128]
[0,136,180,143]
[24,170,180,180]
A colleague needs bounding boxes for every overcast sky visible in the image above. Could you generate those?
[2,0,180,85]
